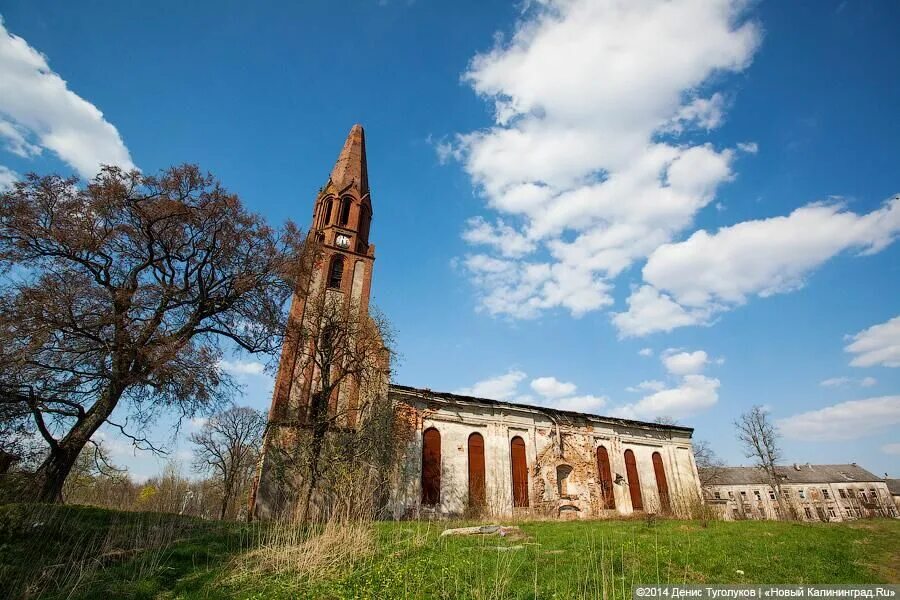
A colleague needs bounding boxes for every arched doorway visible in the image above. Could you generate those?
[652,452,671,513]
[421,428,441,506]
[510,436,529,507]
[468,432,486,508]
[596,446,616,509]
[624,449,643,511]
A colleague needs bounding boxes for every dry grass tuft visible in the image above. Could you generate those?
[232,520,375,585]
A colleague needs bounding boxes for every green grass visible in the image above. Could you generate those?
[0,504,897,600]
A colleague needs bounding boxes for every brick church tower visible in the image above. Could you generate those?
[250,124,378,519]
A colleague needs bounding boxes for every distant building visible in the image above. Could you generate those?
[700,463,897,522]
[887,478,900,513]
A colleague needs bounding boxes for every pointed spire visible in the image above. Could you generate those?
[329,124,369,197]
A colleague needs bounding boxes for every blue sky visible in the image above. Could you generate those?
[0,0,898,480]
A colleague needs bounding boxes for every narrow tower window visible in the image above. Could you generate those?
[323,198,333,226]
[327,254,344,289]
[624,449,643,511]
[421,428,441,506]
[339,197,352,226]
[511,436,529,507]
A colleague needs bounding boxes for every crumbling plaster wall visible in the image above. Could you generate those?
[389,389,701,520]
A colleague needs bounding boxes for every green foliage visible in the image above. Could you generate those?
[0,504,897,600]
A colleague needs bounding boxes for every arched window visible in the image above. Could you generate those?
[468,432,486,508]
[596,446,616,509]
[339,196,352,226]
[359,205,371,242]
[322,198,333,226]
[327,254,344,289]
[510,436,529,507]
[624,449,643,511]
[421,428,441,506]
[556,464,573,497]
[652,452,671,513]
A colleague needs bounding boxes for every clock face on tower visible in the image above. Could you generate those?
[335,234,351,249]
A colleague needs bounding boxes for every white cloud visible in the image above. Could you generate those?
[820,377,852,388]
[0,164,16,190]
[820,376,878,388]
[662,349,708,375]
[617,197,900,335]
[450,0,760,319]
[616,347,719,419]
[219,359,266,376]
[0,18,135,178]
[882,443,900,456]
[615,374,720,420]
[777,396,900,441]
[454,369,527,401]
[845,315,900,368]
[638,347,653,357]
[554,394,608,413]
[736,141,758,154]
[530,376,577,398]
[626,380,666,393]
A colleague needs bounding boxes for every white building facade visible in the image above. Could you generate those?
[701,464,898,522]
[388,385,703,519]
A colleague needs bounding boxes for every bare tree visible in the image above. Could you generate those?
[734,405,788,516]
[191,406,265,520]
[693,439,726,487]
[0,165,309,502]
[292,294,395,520]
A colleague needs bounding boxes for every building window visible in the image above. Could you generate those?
[467,432,486,508]
[624,449,643,511]
[769,490,776,500]
[799,489,806,499]
[322,197,333,226]
[327,254,344,289]
[822,489,830,500]
[652,452,671,513]
[728,491,734,499]
[714,491,722,499]
[783,489,790,498]
[839,488,847,499]
[511,436,529,507]
[754,490,762,500]
[828,507,836,518]
[596,446,616,509]
[804,507,812,519]
[740,490,747,498]
[339,196,352,226]
[557,464,573,497]
[359,205,371,243]
[421,428,441,506]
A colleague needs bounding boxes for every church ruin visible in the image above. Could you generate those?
[250,125,704,520]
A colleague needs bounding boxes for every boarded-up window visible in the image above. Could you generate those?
[468,432,486,508]
[652,452,671,513]
[421,428,441,506]
[510,436,529,507]
[624,449,643,511]
[596,446,616,509]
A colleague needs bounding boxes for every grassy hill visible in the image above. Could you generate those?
[1,504,897,599]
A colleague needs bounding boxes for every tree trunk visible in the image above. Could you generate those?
[28,445,82,502]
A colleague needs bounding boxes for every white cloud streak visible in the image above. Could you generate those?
[845,315,900,368]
